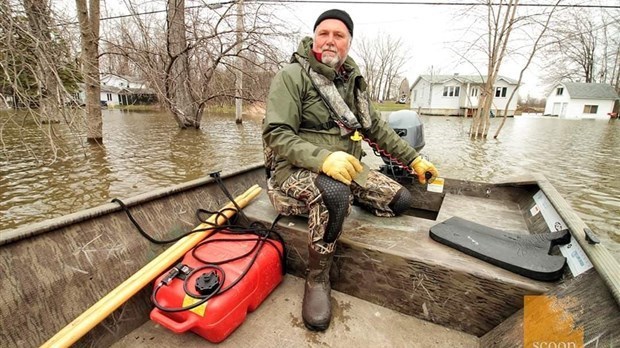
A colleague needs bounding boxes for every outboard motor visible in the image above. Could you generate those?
[377,110,425,181]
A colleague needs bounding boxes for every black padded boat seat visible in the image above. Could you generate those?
[243,190,554,337]
[430,216,570,282]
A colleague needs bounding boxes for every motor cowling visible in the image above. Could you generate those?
[381,110,425,164]
[377,110,425,183]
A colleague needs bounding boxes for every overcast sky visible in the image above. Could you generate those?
[279,1,618,99]
[54,0,618,99]
[275,1,560,99]
[281,3,462,83]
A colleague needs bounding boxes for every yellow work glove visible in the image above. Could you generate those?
[411,156,439,184]
[321,151,363,185]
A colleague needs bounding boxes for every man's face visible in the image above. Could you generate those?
[312,19,351,69]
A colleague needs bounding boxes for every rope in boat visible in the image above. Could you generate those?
[112,172,287,313]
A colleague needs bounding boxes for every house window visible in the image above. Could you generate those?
[106,93,112,101]
[470,88,478,97]
[443,86,460,97]
[556,87,563,96]
[495,87,507,98]
[583,105,598,114]
[413,91,417,101]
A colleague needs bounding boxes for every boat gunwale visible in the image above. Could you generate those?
[2,162,619,306]
[535,173,620,306]
[0,163,264,246]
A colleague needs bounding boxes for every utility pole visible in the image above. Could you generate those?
[235,0,244,124]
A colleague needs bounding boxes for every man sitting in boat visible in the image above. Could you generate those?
[262,9,439,332]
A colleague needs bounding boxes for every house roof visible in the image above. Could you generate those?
[101,74,147,85]
[118,87,156,95]
[100,85,122,93]
[416,74,518,85]
[561,82,619,100]
[78,83,154,94]
[77,83,121,93]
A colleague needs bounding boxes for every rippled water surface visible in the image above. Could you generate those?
[1,110,619,261]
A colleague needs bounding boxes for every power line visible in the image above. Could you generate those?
[75,0,620,26]
[253,0,620,9]
[56,1,236,27]
[52,0,618,26]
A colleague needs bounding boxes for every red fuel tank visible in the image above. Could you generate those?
[150,230,284,343]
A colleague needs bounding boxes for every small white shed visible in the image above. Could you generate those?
[543,82,619,120]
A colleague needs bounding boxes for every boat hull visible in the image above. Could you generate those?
[1,163,619,347]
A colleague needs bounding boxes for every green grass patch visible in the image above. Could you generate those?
[373,101,410,112]
[201,101,410,113]
[113,104,161,111]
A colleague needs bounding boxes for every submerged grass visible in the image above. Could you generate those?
[105,100,410,114]
[373,101,410,112]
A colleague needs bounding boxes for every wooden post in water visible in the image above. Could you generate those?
[235,0,244,124]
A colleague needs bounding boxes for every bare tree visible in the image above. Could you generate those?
[494,0,561,138]
[1,0,85,161]
[100,39,133,76]
[235,0,244,124]
[1,1,76,113]
[354,33,410,102]
[467,0,519,139]
[166,0,197,128]
[450,0,571,138]
[355,37,380,100]
[543,8,620,92]
[552,13,597,83]
[76,0,102,142]
[100,1,290,129]
[22,0,60,123]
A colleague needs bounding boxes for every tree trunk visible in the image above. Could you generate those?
[470,0,518,139]
[166,0,200,129]
[471,85,492,138]
[76,0,102,142]
[234,0,244,124]
[23,0,60,124]
[614,46,620,93]
[382,75,390,101]
[494,0,560,139]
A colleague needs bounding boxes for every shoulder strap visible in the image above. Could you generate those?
[294,54,369,136]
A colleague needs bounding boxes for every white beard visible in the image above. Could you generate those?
[321,52,342,69]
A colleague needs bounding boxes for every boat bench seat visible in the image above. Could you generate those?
[244,190,553,337]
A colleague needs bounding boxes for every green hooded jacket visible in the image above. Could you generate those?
[263,37,419,186]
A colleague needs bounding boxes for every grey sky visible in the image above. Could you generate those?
[53,0,618,99]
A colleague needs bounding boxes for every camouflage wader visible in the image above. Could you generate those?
[275,168,405,254]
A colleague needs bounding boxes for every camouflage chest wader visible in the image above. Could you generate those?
[264,54,411,255]
[263,52,413,331]
[278,169,405,253]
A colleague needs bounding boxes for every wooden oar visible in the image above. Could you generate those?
[42,184,262,348]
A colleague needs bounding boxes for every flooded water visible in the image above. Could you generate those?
[1,109,619,261]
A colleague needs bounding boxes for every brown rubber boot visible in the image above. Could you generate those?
[302,246,334,331]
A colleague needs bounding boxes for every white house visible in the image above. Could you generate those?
[543,82,619,120]
[76,74,156,106]
[410,74,519,116]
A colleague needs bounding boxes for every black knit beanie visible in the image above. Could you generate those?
[313,9,354,37]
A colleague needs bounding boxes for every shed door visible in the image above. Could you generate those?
[560,103,567,117]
